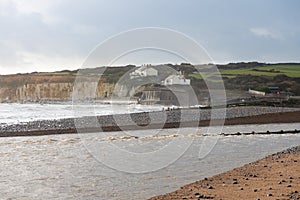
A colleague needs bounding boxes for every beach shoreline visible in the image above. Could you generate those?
[149,145,300,199]
[0,106,299,137]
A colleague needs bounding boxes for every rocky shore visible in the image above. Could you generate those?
[149,145,300,200]
[0,106,300,137]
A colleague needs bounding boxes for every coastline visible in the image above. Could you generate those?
[149,146,300,199]
[0,106,300,137]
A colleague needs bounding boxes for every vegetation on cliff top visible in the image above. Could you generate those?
[0,62,299,97]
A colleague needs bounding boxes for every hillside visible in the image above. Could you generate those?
[0,62,299,103]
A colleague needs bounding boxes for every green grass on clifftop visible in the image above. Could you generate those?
[220,64,300,78]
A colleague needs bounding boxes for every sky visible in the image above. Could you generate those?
[0,0,299,74]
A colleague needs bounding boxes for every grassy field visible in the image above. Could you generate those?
[33,64,300,80]
[188,73,203,79]
[220,65,300,78]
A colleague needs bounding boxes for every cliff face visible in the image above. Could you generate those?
[72,81,116,100]
[0,74,116,103]
[16,82,74,101]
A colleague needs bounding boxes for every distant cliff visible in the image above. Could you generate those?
[1,62,299,103]
[0,73,116,103]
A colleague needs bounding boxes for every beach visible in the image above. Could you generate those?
[149,146,300,200]
[0,123,299,199]
[0,106,299,137]
[0,105,299,199]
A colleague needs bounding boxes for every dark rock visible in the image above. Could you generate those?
[194,193,205,198]
[207,185,214,189]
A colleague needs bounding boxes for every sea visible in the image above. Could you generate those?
[0,103,164,125]
[0,103,299,199]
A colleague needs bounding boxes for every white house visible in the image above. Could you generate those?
[162,72,191,86]
[130,65,158,79]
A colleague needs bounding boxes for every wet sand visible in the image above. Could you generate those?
[149,146,300,200]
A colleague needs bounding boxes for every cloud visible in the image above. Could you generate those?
[11,0,61,24]
[250,28,283,40]
[0,0,299,74]
[0,0,95,74]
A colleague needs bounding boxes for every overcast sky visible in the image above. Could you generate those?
[0,0,299,74]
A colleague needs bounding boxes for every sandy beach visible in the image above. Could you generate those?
[149,146,300,200]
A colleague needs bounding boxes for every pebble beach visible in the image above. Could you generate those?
[149,146,300,200]
[0,106,299,137]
